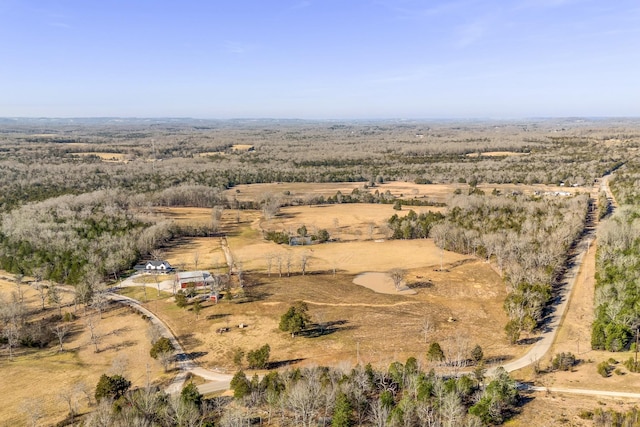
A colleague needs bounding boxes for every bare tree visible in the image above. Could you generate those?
[20,398,44,427]
[73,380,94,407]
[14,274,25,304]
[431,222,449,271]
[109,353,129,377]
[53,323,70,352]
[389,268,406,290]
[276,254,283,277]
[286,253,293,277]
[35,283,48,311]
[90,286,109,319]
[286,375,322,427]
[261,193,281,220]
[149,248,164,261]
[193,250,200,270]
[158,349,174,373]
[367,222,376,240]
[300,251,311,276]
[59,387,79,421]
[47,284,63,316]
[265,253,274,277]
[421,317,435,344]
[211,205,224,233]
[369,398,391,427]
[85,314,101,353]
[3,323,19,360]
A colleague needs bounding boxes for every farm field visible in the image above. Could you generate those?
[141,203,522,375]
[223,181,580,205]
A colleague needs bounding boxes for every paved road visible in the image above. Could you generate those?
[105,292,232,395]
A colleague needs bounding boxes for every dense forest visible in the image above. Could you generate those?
[592,159,640,352]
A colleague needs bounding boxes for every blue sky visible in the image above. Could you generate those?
[1,0,639,119]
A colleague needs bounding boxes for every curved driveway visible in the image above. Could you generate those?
[106,293,232,395]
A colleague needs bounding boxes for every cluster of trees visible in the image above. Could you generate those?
[87,376,210,426]
[0,190,180,284]
[387,210,446,239]
[591,206,640,351]
[227,362,519,426]
[0,277,84,359]
[77,357,519,426]
[265,225,330,245]
[388,192,589,343]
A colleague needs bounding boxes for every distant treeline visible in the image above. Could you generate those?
[1,120,636,211]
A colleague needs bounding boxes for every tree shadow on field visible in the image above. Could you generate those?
[517,336,543,345]
[104,340,137,352]
[179,333,203,347]
[206,313,231,321]
[267,358,305,369]
[301,320,356,338]
[485,355,513,365]
[181,351,208,361]
[408,280,433,290]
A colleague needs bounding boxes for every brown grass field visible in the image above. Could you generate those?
[0,278,167,426]
[70,152,127,162]
[147,203,523,377]
[223,180,579,206]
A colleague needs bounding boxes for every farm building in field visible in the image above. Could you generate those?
[175,271,213,289]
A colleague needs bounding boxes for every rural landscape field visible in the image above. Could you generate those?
[1,118,640,426]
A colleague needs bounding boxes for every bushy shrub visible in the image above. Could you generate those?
[552,352,577,371]
[597,361,613,377]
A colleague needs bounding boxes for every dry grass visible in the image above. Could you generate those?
[141,258,516,375]
[0,277,166,426]
[223,180,579,205]
[231,144,254,151]
[141,205,521,377]
[466,151,529,157]
[70,152,126,162]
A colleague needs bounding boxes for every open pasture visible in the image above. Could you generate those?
[70,151,127,162]
[142,258,517,374]
[224,180,579,206]
[0,277,166,426]
[148,202,520,375]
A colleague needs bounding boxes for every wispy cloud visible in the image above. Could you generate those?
[289,1,312,11]
[514,0,586,10]
[373,0,479,21]
[222,41,252,54]
[49,21,71,29]
[453,19,489,48]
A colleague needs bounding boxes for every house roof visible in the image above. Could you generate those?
[146,260,171,267]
